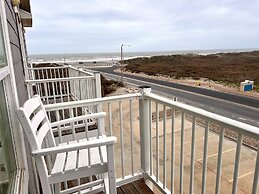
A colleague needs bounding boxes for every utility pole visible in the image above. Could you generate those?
[120,44,124,83]
[120,44,131,83]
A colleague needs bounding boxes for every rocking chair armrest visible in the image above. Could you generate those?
[50,112,106,128]
[32,136,117,157]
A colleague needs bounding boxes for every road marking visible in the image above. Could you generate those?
[228,171,254,182]
[196,147,236,162]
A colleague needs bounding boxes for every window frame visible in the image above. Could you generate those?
[0,1,29,194]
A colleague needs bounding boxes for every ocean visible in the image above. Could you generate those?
[29,48,258,64]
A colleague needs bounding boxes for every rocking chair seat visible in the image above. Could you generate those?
[51,137,108,182]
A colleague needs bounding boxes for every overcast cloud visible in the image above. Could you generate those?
[25,0,259,54]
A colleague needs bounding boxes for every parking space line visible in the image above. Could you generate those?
[174,137,205,147]
[196,147,236,161]
[229,171,253,182]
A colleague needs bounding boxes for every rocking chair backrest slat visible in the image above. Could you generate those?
[31,109,46,133]
[23,96,42,117]
[37,121,51,146]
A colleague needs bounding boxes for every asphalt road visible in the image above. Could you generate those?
[89,66,259,127]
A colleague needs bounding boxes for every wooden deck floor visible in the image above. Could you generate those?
[98,179,154,194]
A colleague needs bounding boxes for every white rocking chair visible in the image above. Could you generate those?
[17,95,117,194]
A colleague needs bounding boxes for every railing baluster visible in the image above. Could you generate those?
[59,80,63,102]
[54,68,57,78]
[66,67,69,78]
[201,121,209,194]
[163,105,166,189]
[86,79,90,100]
[149,100,152,176]
[79,79,82,100]
[41,69,44,79]
[83,79,87,100]
[66,80,70,102]
[51,82,56,103]
[39,83,43,99]
[45,69,48,79]
[47,81,51,102]
[60,68,62,78]
[190,116,196,194]
[252,147,259,194]
[55,110,62,143]
[43,82,49,104]
[69,108,76,141]
[130,99,134,176]
[171,109,175,194]
[231,134,243,194]
[49,69,53,79]
[180,112,185,194]
[156,102,159,182]
[36,69,39,79]
[70,80,76,99]
[84,117,89,140]
[215,127,224,194]
[108,103,112,135]
[54,79,59,101]
[119,101,125,178]
[27,83,32,98]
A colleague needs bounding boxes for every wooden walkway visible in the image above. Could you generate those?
[98,179,154,194]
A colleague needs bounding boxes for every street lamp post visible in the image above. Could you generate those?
[120,44,130,83]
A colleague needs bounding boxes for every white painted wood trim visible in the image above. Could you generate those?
[0,66,9,79]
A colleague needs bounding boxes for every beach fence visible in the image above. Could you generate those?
[240,80,254,91]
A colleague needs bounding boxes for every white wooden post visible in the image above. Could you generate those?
[94,72,102,98]
[94,72,104,134]
[139,86,151,176]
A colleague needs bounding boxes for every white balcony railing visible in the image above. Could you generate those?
[42,86,259,194]
[26,65,101,106]
[144,90,259,194]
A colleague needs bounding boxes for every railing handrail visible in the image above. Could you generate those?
[68,65,94,76]
[28,65,94,75]
[28,66,67,70]
[146,93,259,139]
[25,76,95,83]
[44,93,142,111]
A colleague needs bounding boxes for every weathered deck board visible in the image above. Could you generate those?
[98,179,154,194]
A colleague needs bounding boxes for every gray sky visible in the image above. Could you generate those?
[26,0,259,54]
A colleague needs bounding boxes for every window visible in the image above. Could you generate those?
[0,18,6,68]
[0,80,16,193]
[0,4,18,194]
